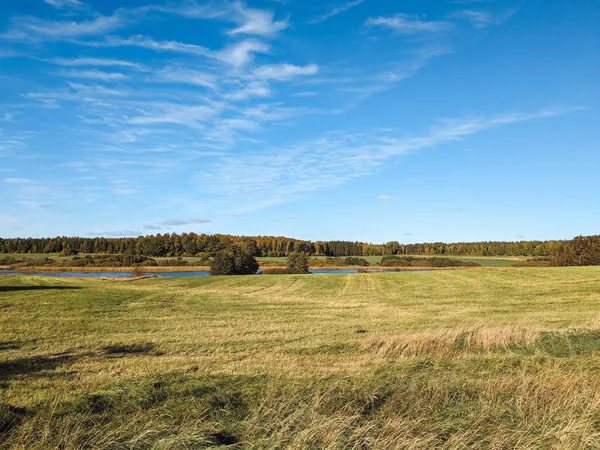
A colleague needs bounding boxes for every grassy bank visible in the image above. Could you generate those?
[257,255,524,267]
[7,265,485,273]
[2,268,600,448]
[10,266,211,273]
[4,253,523,268]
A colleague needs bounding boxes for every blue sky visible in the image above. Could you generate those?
[0,0,598,243]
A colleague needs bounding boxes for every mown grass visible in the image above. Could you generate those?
[2,268,600,448]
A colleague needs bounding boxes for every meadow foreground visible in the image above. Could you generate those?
[2,268,600,449]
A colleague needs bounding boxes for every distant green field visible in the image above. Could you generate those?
[2,268,600,448]
[1,253,63,260]
[4,253,523,267]
[258,255,523,267]
[1,254,211,266]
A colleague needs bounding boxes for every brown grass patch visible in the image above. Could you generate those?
[363,326,542,357]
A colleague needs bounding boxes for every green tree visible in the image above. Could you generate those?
[287,252,310,274]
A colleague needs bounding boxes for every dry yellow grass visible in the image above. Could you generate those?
[2,268,600,448]
[362,325,543,357]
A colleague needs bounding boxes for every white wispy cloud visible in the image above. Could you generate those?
[86,36,268,67]
[450,0,498,4]
[16,201,54,210]
[0,49,22,59]
[85,35,213,57]
[294,91,318,97]
[203,107,581,213]
[215,39,270,66]
[7,1,289,43]
[55,69,127,81]
[161,217,210,226]
[127,1,287,36]
[155,68,217,89]
[309,0,366,24]
[164,2,226,20]
[3,13,125,40]
[4,178,32,184]
[50,57,140,68]
[451,8,519,29]
[89,229,141,237]
[378,195,395,202]
[254,63,319,80]
[227,1,288,35]
[44,0,85,8]
[365,14,452,34]
[127,103,221,129]
[0,129,30,158]
[225,81,271,100]
[341,46,452,99]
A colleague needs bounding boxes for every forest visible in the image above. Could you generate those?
[0,233,567,258]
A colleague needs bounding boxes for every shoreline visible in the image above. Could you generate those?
[2,265,490,273]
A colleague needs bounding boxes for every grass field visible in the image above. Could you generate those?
[2,268,600,448]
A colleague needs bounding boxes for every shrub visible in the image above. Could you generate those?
[307,257,370,267]
[257,260,285,267]
[343,257,370,266]
[512,258,551,267]
[0,256,19,265]
[160,259,189,266]
[260,268,290,275]
[309,258,344,267]
[380,256,480,268]
[131,266,145,278]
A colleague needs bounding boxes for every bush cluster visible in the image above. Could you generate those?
[259,268,291,275]
[512,258,552,268]
[309,257,370,267]
[379,256,480,268]
[10,255,158,269]
[160,258,189,266]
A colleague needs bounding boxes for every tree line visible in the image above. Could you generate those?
[0,234,568,258]
[550,235,600,266]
